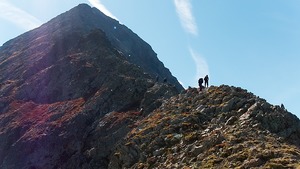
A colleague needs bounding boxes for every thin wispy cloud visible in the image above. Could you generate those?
[174,0,198,36]
[189,47,209,83]
[173,0,208,86]
[0,0,42,30]
[88,0,118,20]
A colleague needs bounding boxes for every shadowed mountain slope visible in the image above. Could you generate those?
[0,4,180,169]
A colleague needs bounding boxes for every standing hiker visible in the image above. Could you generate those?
[198,78,204,91]
[204,75,209,88]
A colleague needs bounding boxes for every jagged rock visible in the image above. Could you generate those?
[110,85,300,168]
[140,83,178,115]
[190,145,205,156]
[221,96,240,112]
[242,158,263,168]
[225,116,238,125]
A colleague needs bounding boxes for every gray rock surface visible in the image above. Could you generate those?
[110,85,300,168]
[0,4,181,169]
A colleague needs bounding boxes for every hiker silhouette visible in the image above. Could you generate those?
[198,78,204,91]
[204,75,209,88]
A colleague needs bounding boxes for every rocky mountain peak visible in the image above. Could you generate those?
[0,4,181,169]
[1,3,183,91]
[54,3,183,91]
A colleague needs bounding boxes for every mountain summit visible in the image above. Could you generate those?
[1,4,300,169]
[0,4,181,168]
[1,3,183,92]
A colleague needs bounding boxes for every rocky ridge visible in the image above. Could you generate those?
[110,85,300,168]
[0,4,182,169]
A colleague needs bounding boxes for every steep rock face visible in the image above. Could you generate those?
[1,3,183,91]
[110,85,300,168]
[0,4,180,169]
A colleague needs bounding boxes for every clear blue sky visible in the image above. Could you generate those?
[1,0,300,117]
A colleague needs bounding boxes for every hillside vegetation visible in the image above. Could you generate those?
[110,85,300,168]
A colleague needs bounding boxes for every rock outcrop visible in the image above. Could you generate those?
[110,85,300,168]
